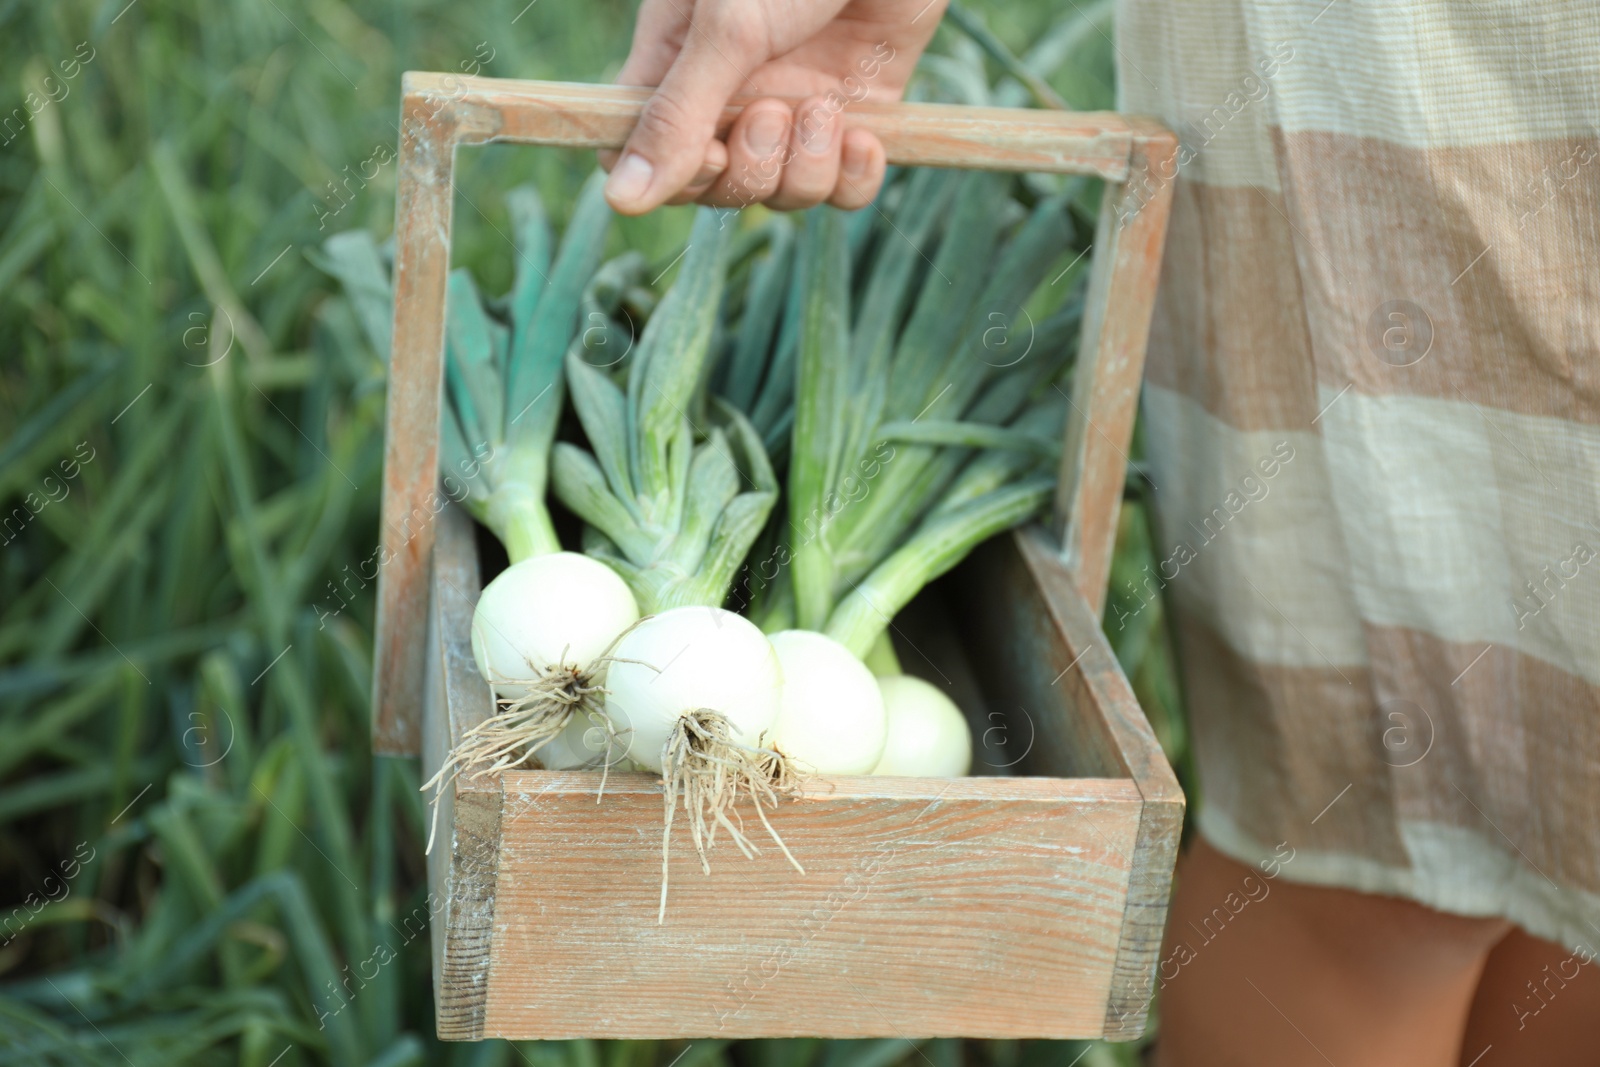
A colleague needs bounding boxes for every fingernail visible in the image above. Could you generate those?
[605,153,654,206]
[797,106,837,156]
[842,138,869,178]
[746,110,788,157]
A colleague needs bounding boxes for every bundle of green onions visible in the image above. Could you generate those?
[328,148,1083,910]
[708,167,1077,782]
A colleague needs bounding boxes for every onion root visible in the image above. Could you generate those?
[658,710,804,923]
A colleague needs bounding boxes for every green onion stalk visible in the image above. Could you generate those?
[314,173,615,561]
[325,175,633,845]
[552,206,779,614]
[439,173,613,563]
[740,170,1080,663]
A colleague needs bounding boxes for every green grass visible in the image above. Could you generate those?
[0,0,1176,1063]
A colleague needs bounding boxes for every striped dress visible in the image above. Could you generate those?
[1117,0,1600,948]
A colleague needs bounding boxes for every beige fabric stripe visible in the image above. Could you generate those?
[1120,0,1600,164]
[1141,385,1368,667]
[1142,183,1319,432]
[1143,385,1600,683]
[1245,0,1600,147]
[1317,385,1600,685]
[1171,612,1405,861]
[1116,0,1286,189]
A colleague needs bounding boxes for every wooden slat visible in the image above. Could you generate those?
[372,96,459,755]
[407,73,1135,180]
[1052,123,1176,617]
[423,503,502,1039]
[1011,526,1184,1040]
[949,528,1182,1038]
[483,772,1141,1039]
[952,528,1128,781]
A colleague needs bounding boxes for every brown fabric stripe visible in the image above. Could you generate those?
[1173,611,1408,864]
[1176,609,1600,894]
[1370,624,1600,894]
[1143,182,1321,433]
[1145,134,1600,431]
[1275,129,1600,424]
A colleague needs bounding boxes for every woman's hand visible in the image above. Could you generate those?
[603,0,948,215]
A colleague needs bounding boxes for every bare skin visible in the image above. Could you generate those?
[1462,926,1600,1065]
[602,0,948,214]
[1156,837,1598,1066]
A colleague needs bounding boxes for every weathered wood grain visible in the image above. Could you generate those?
[1010,526,1184,1039]
[950,528,1183,1038]
[419,518,1179,1040]
[372,95,459,756]
[432,502,495,746]
[1052,121,1177,618]
[422,503,502,1039]
[406,73,1135,180]
[483,772,1142,1039]
[952,529,1127,782]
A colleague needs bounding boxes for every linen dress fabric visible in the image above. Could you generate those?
[1116,0,1600,949]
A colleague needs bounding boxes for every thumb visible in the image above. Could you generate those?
[606,20,754,214]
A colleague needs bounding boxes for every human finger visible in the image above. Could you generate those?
[764,96,842,212]
[827,127,886,210]
[696,99,792,208]
[603,11,758,214]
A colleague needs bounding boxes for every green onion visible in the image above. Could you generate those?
[552,207,778,614]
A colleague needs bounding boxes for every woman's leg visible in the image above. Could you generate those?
[1154,836,1511,1067]
[1459,926,1600,1065]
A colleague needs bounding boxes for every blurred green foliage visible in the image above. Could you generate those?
[0,0,1172,1063]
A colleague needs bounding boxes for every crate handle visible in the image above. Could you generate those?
[372,75,1175,755]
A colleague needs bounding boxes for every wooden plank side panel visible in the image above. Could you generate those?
[1102,795,1183,1039]
[403,73,1135,180]
[1013,526,1181,808]
[372,96,460,755]
[1052,125,1177,617]
[953,527,1182,1039]
[950,529,1129,780]
[482,774,1142,1039]
[434,503,495,745]
[1013,527,1184,1040]
[436,786,503,1039]
[426,503,503,1040]
[422,582,453,1017]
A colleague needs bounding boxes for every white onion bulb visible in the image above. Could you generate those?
[470,552,639,698]
[872,675,972,776]
[605,606,782,772]
[768,630,887,775]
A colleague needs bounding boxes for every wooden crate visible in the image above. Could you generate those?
[376,74,1182,1041]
